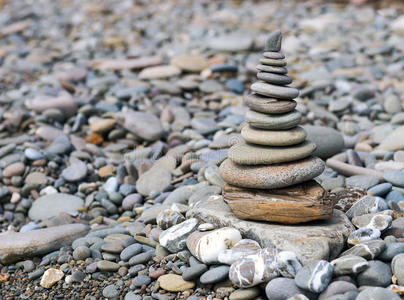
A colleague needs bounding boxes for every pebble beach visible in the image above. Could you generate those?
[1,0,404,299]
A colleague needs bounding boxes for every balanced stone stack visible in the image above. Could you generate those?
[219,30,333,224]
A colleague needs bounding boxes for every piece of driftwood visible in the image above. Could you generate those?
[223,180,333,224]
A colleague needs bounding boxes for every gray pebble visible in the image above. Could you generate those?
[103,284,119,298]
[200,265,230,284]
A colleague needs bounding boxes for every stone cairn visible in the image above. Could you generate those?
[219,30,333,224]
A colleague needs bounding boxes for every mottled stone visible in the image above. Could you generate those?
[159,218,199,253]
[340,240,386,260]
[246,109,301,130]
[295,260,333,293]
[244,94,296,114]
[40,268,64,288]
[218,239,261,265]
[228,140,316,165]
[186,227,242,264]
[229,248,280,287]
[219,156,325,189]
[330,255,368,275]
[187,196,354,265]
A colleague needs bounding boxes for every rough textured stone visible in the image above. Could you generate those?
[219,156,325,190]
[244,94,296,114]
[246,109,301,130]
[40,268,64,288]
[186,196,354,265]
[159,218,199,253]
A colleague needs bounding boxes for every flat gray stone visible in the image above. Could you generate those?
[228,140,316,165]
[0,224,89,264]
[136,167,172,196]
[303,125,344,159]
[186,196,354,265]
[251,82,299,100]
[122,111,164,142]
[257,72,292,85]
[61,160,87,182]
[241,125,306,146]
[246,109,302,130]
[28,193,84,222]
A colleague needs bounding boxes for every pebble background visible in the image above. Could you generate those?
[0,0,404,299]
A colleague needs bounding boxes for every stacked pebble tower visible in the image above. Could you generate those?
[219,30,334,224]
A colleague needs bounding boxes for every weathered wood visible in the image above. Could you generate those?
[223,180,334,224]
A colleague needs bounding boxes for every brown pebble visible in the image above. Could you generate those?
[85,132,103,145]
[98,165,115,178]
[149,268,166,279]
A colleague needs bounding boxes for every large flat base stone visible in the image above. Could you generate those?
[186,196,354,265]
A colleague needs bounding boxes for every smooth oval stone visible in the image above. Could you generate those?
[241,125,306,146]
[219,156,325,189]
[318,281,357,300]
[186,227,242,264]
[229,140,316,165]
[229,248,280,288]
[260,58,286,67]
[28,193,84,222]
[263,51,285,59]
[251,82,299,100]
[182,264,208,281]
[340,240,386,260]
[97,260,120,271]
[356,260,392,287]
[295,260,333,293]
[266,278,316,300]
[200,265,230,284]
[256,64,287,74]
[244,94,296,114]
[257,72,292,85]
[61,160,87,182]
[330,255,368,275]
[368,183,392,196]
[392,253,404,285]
[379,243,404,261]
[136,167,172,196]
[303,125,344,159]
[157,274,195,292]
[229,287,260,300]
[218,239,261,265]
[356,287,400,300]
[122,111,164,142]
[246,109,302,130]
[384,170,404,187]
